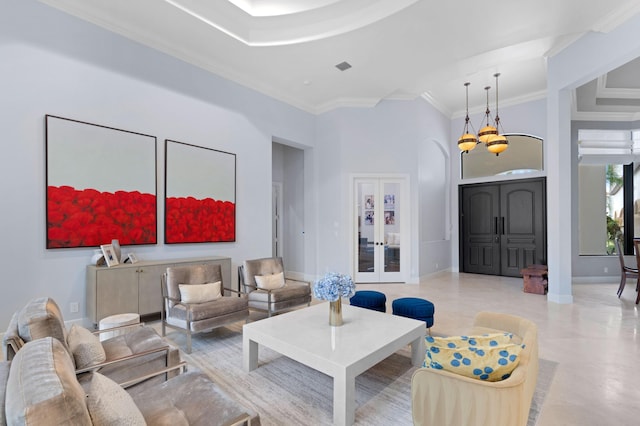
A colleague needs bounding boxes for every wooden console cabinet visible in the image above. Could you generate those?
[86,256,231,326]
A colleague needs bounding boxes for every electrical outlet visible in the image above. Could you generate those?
[604,267,609,273]
[435,263,439,269]
[70,302,79,313]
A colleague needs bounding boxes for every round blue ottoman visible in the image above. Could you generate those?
[392,297,435,328]
[349,290,387,312]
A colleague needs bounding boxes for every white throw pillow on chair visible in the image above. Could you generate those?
[255,272,286,290]
[179,281,222,303]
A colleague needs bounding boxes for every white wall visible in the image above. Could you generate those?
[316,99,452,281]
[548,13,640,298]
[0,1,316,326]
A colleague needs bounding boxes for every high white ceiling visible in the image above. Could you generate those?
[38,0,640,118]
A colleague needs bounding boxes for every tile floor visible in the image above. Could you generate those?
[356,272,640,426]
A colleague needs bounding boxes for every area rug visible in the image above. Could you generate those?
[158,324,557,426]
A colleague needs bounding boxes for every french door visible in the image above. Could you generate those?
[354,177,407,282]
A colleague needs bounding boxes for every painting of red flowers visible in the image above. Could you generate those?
[164,140,236,244]
[46,115,157,249]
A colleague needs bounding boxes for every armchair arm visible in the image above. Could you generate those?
[243,284,260,291]
[163,294,181,304]
[2,336,24,361]
[223,287,245,296]
[92,322,145,335]
[75,345,172,375]
[119,361,188,389]
[285,277,311,287]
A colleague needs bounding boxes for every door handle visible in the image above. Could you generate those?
[501,217,505,235]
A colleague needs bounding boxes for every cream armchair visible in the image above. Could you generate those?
[411,311,539,426]
[238,257,311,317]
[161,263,249,353]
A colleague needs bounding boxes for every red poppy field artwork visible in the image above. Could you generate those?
[164,140,236,244]
[47,186,156,248]
[46,115,157,249]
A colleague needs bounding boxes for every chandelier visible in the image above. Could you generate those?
[457,82,477,153]
[458,73,509,156]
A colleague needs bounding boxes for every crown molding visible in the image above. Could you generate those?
[572,110,640,122]
[420,92,452,118]
[315,97,382,114]
[591,1,640,33]
[450,90,548,119]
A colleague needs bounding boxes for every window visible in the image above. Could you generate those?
[577,129,640,256]
[461,134,543,179]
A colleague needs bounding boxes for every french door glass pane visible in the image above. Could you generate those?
[358,182,375,273]
[383,182,400,272]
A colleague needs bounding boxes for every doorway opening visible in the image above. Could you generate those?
[272,142,305,273]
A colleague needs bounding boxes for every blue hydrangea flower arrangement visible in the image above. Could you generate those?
[313,272,356,302]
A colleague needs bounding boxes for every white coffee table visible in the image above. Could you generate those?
[243,302,425,425]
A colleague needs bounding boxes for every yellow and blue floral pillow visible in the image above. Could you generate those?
[423,333,523,382]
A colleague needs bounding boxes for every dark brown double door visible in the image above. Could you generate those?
[460,178,546,277]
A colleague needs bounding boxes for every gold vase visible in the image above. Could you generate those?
[329,298,343,326]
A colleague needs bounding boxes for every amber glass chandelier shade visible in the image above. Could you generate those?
[458,133,478,152]
[478,125,498,143]
[486,133,508,155]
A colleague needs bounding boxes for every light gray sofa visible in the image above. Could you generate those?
[2,297,180,388]
[1,337,259,425]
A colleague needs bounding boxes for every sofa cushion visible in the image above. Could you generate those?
[17,297,68,351]
[5,337,91,424]
[67,323,106,369]
[98,325,180,389]
[169,296,248,322]
[179,281,222,303]
[86,372,146,426]
[424,342,524,382]
[255,272,286,290]
[130,370,256,426]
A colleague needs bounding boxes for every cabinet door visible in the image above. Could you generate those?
[461,184,501,275]
[137,265,165,316]
[96,268,139,321]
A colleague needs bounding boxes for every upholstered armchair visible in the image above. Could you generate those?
[1,297,180,389]
[161,263,249,353]
[411,311,539,426]
[238,257,311,317]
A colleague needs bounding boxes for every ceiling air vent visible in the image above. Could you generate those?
[335,61,352,71]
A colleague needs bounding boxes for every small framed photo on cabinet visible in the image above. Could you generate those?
[100,244,119,267]
[127,253,139,264]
